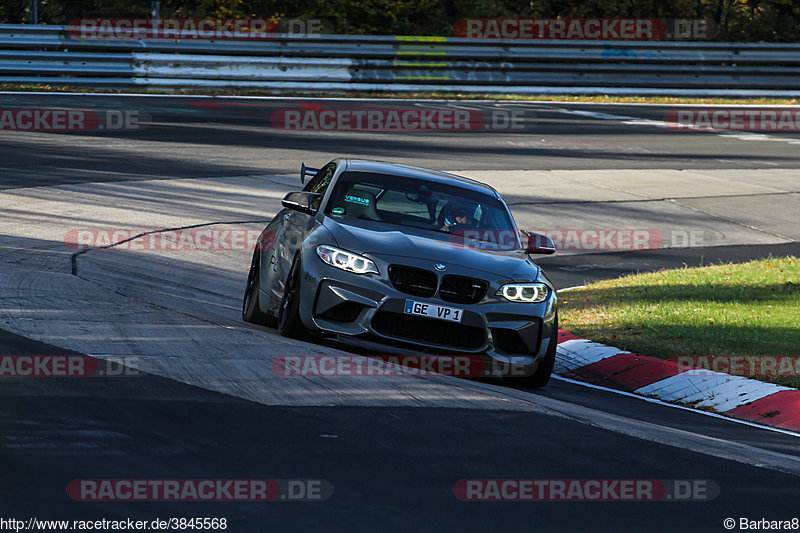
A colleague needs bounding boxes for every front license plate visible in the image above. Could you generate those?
[404,300,463,322]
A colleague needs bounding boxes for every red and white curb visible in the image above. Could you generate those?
[554,330,800,432]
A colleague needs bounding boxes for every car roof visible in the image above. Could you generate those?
[338,159,500,198]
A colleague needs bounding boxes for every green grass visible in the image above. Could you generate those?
[2,84,799,105]
[560,257,800,388]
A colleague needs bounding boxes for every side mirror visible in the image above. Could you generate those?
[282,191,321,215]
[522,231,556,255]
[300,162,319,184]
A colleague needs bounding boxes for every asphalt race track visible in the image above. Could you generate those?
[1,94,799,532]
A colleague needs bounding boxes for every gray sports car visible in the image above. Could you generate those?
[243,159,559,386]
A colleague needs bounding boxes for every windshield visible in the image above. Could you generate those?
[324,171,520,249]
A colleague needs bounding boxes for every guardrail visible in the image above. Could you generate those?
[2,24,799,95]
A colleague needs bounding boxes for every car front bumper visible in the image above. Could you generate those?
[298,253,558,376]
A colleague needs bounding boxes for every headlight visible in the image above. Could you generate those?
[316,245,379,275]
[497,283,549,303]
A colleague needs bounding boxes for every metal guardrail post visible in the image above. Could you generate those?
[28,0,38,25]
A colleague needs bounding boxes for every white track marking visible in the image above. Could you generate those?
[557,285,586,292]
[554,340,626,373]
[553,107,800,146]
[554,375,800,439]
[634,370,791,412]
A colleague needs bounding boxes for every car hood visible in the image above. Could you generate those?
[322,216,541,280]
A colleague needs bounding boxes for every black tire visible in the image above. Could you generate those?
[278,255,307,339]
[511,312,558,388]
[242,249,276,326]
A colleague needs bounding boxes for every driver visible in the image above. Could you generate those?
[440,203,477,232]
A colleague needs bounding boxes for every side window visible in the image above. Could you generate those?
[303,164,336,211]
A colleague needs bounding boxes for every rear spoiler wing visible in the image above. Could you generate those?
[300,162,319,184]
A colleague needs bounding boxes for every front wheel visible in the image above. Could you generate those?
[278,256,307,338]
[242,249,275,326]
